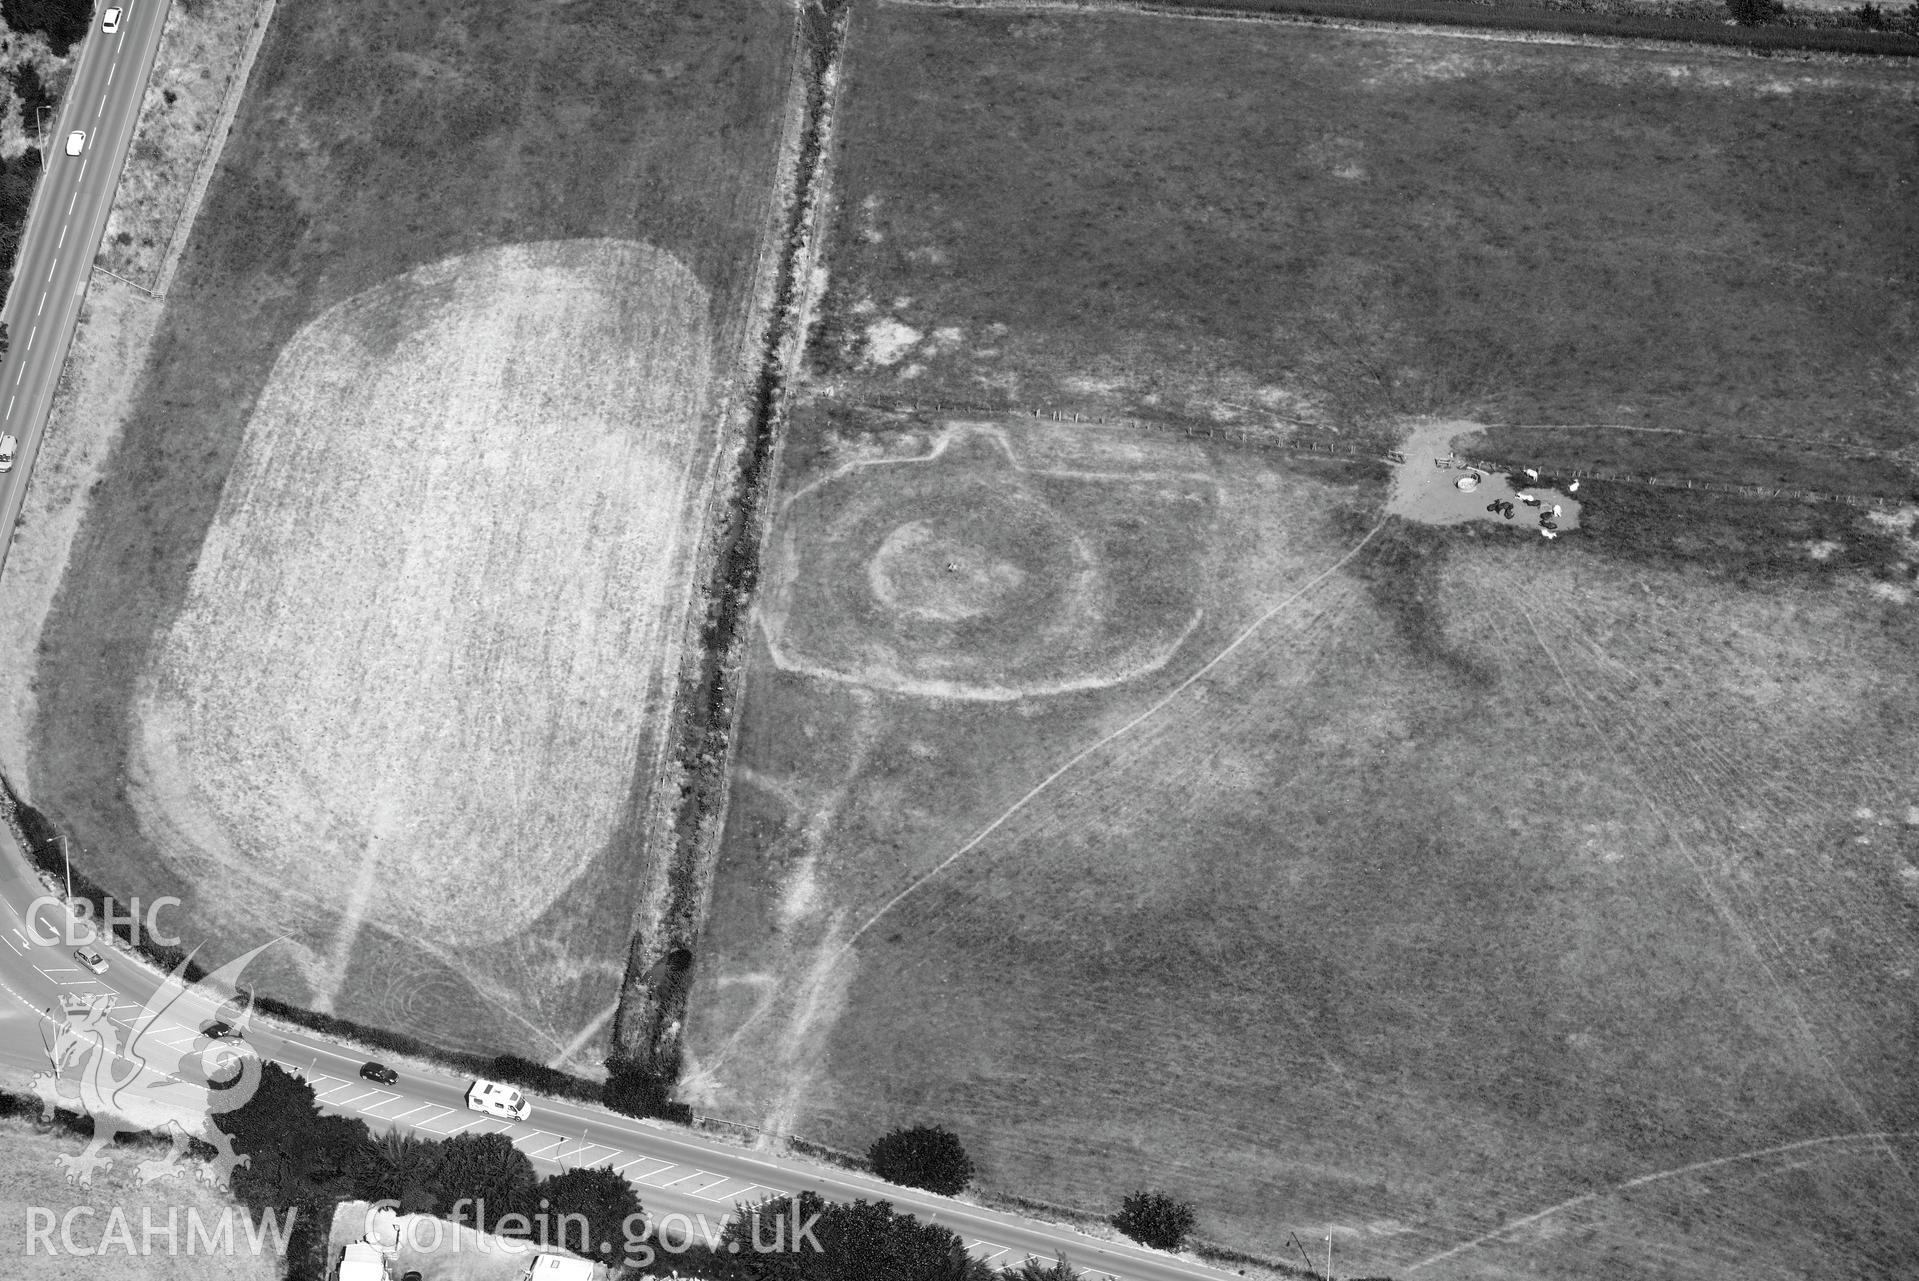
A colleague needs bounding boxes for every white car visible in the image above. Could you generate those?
[102,7,122,33]
[74,947,107,975]
[65,131,85,157]
[0,433,16,472]
[465,1079,530,1121]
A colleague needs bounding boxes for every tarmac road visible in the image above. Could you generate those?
[0,0,172,581]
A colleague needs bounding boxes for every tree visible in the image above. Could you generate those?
[867,1125,974,1197]
[428,1130,536,1233]
[533,1165,645,1266]
[349,1130,445,1216]
[1002,1254,1077,1280]
[715,1192,996,1280]
[1111,1190,1197,1252]
[1726,0,1779,24]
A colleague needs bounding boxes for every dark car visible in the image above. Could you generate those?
[200,1021,242,1040]
[359,1062,399,1086]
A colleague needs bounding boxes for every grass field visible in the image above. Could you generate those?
[809,7,1919,450]
[686,412,1919,1279]
[680,9,1919,1277]
[0,1116,280,1279]
[129,238,713,1015]
[24,0,795,1063]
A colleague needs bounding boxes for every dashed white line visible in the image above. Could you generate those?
[57,227,66,248]
[36,294,45,315]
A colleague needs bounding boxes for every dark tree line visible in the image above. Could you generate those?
[217,1064,643,1278]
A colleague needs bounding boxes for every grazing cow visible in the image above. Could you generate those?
[1541,528,1558,540]
[1568,479,1580,492]
[1524,468,1539,480]
[1486,502,1504,513]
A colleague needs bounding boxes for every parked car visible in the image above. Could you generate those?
[73,947,107,975]
[102,7,122,32]
[200,1020,242,1040]
[0,433,16,472]
[65,131,85,157]
[359,1062,398,1085]
[465,1079,530,1121]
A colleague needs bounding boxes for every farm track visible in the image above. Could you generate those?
[1471,568,1919,1192]
[1408,1129,1919,1271]
[704,519,1387,1075]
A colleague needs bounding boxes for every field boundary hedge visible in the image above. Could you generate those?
[896,0,1919,57]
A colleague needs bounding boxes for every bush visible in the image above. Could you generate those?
[866,1125,974,1197]
[1727,0,1780,23]
[1111,1190,1197,1251]
[602,1061,693,1125]
[0,0,93,55]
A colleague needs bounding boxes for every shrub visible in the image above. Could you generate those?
[1727,0,1780,23]
[0,0,93,55]
[1111,1189,1198,1251]
[602,1061,693,1125]
[866,1125,974,1197]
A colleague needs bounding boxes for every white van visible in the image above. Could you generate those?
[465,1079,530,1121]
[0,433,16,471]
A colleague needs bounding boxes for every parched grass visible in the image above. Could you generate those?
[811,8,1919,448]
[28,0,794,1060]
[0,1117,281,1280]
[762,421,1216,700]
[684,420,1919,1279]
[127,239,711,1019]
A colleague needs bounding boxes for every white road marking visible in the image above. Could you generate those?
[613,1156,671,1176]
[107,63,115,85]
[24,329,33,351]
[690,1179,759,1202]
[1,935,19,955]
[68,192,77,213]
[571,1144,618,1166]
[384,1103,432,1122]
[37,294,45,315]
[57,226,66,248]
[650,1169,706,1189]
[519,1133,566,1157]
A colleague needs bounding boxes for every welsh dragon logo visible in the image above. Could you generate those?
[35,941,276,1190]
